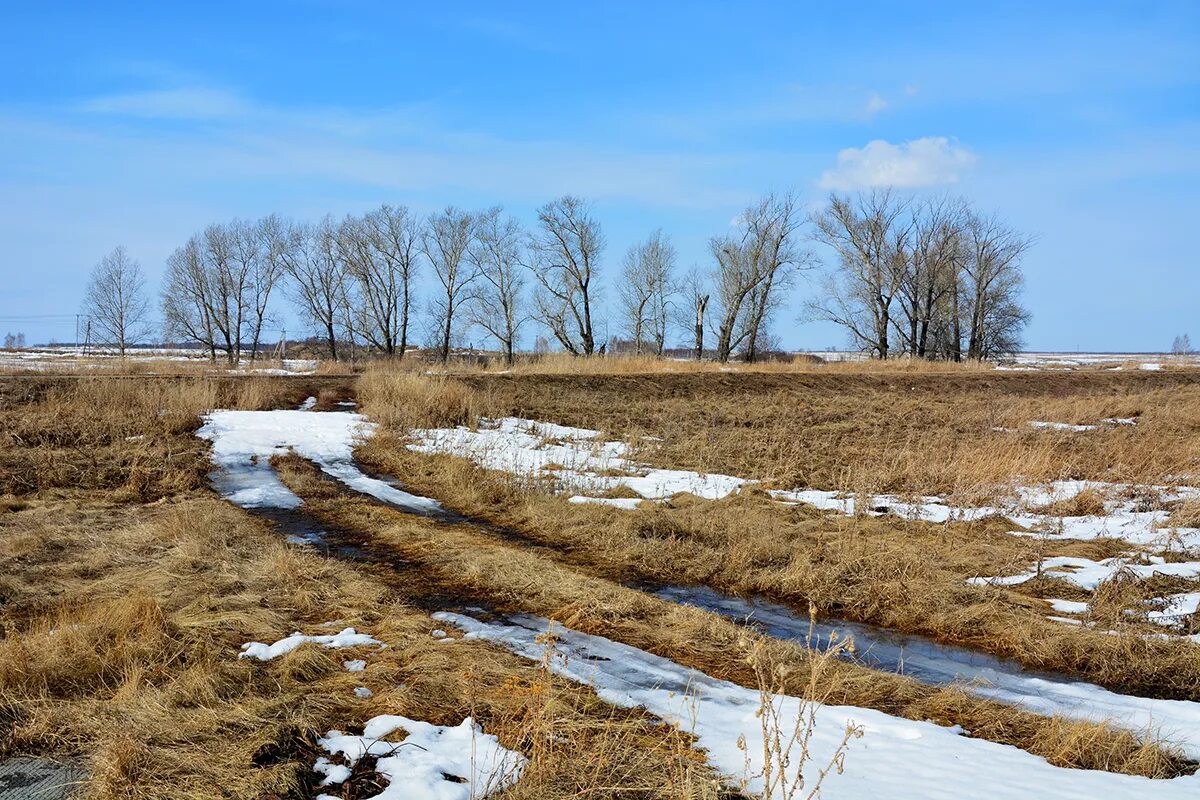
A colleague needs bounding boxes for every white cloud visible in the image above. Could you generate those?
[80,88,251,120]
[864,92,888,116]
[817,137,977,190]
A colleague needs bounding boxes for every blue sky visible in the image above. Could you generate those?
[1,1,1197,350]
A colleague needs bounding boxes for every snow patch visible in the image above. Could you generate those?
[197,409,443,514]
[238,628,381,661]
[409,417,747,502]
[437,611,1200,797]
[315,715,526,799]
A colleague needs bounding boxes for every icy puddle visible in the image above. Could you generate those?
[656,585,1200,760]
[436,611,1200,798]
[197,402,443,514]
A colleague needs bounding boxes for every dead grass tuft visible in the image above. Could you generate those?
[357,369,492,430]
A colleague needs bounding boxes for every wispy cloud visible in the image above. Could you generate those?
[80,88,251,120]
[864,92,888,117]
[817,137,977,190]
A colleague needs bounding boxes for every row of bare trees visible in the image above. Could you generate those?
[156,199,600,365]
[80,190,1031,363]
[160,217,287,364]
[809,190,1032,360]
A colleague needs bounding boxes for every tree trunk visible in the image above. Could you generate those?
[326,319,339,361]
[398,296,409,362]
[950,282,962,362]
[441,307,453,364]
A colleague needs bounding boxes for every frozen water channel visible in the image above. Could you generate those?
[655,585,1200,760]
[438,611,1200,799]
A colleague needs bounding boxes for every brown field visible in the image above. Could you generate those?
[3,361,1200,797]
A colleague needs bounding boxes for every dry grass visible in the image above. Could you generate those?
[356,369,494,429]
[352,368,1200,702]
[428,351,1010,376]
[272,455,1192,779]
[0,495,726,799]
[0,376,334,499]
[439,369,1200,498]
[5,368,1200,796]
[0,375,731,798]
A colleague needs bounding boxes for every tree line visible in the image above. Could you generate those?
[79,191,1034,363]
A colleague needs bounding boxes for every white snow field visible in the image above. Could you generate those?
[196,402,443,514]
[437,612,1200,798]
[655,585,1200,760]
[314,715,526,800]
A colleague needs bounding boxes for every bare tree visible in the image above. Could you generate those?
[374,205,420,359]
[678,267,711,360]
[337,205,420,358]
[162,224,249,364]
[810,190,913,359]
[527,196,604,355]
[961,211,1034,360]
[468,207,527,366]
[81,246,151,356]
[162,236,219,360]
[423,206,477,363]
[619,229,677,355]
[271,216,345,360]
[710,193,806,362]
[894,197,966,358]
[812,193,1032,361]
[1174,334,1193,357]
[202,222,255,364]
[228,219,282,361]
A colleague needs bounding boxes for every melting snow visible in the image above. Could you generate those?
[197,409,443,514]
[1045,598,1089,615]
[1028,421,1098,432]
[239,627,381,661]
[437,611,1200,798]
[968,556,1200,591]
[408,418,1200,560]
[657,585,1200,760]
[409,417,747,501]
[315,715,526,800]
